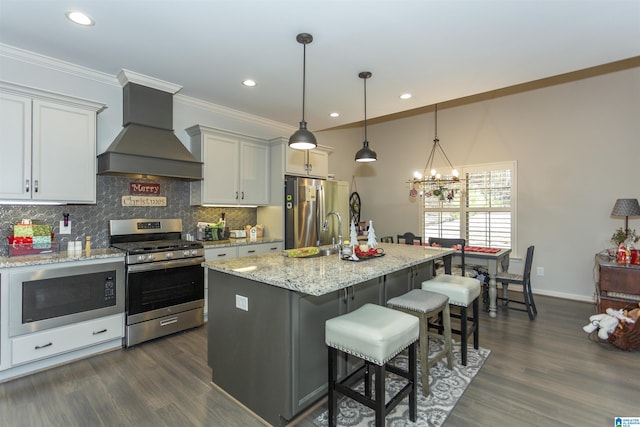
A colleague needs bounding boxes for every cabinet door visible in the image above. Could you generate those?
[285,146,308,176]
[0,93,32,200]
[239,141,269,205]
[32,100,97,203]
[307,150,328,178]
[201,133,239,204]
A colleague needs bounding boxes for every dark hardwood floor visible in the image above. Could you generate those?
[1,294,638,426]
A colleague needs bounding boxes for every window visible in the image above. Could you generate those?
[422,161,516,253]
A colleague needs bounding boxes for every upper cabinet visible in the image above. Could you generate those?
[188,125,270,206]
[0,82,105,203]
[285,145,330,178]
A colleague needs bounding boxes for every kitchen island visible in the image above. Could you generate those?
[205,243,453,426]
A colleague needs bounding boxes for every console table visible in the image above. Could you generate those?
[595,254,640,312]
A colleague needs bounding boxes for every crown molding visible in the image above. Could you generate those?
[0,43,118,87]
[1,43,295,135]
[175,94,295,135]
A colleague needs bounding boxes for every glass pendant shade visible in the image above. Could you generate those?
[289,33,317,150]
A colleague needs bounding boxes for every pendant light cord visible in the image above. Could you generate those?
[301,42,307,123]
[363,76,368,142]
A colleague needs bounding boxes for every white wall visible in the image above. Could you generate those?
[319,66,640,302]
[0,45,295,155]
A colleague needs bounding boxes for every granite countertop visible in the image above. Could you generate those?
[0,248,125,268]
[205,243,454,296]
[202,237,283,249]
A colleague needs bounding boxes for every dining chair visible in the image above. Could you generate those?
[496,245,537,320]
[397,232,422,246]
[421,237,481,366]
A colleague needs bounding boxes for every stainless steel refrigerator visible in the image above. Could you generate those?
[284,176,349,249]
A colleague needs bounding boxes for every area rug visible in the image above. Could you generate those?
[312,339,490,426]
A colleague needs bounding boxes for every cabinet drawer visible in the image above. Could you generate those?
[12,314,123,366]
[599,265,640,294]
[205,246,238,261]
[238,242,283,257]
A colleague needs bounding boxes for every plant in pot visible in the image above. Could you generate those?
[611,227,639,248]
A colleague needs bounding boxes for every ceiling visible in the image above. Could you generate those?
[1,0,638,131]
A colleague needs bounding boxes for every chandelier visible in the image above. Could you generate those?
[408,104,463,201]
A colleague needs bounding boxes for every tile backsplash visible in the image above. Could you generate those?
[0,175,257,256]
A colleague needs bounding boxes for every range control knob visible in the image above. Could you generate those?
[137,255,145,263]
[146,254,154,261]
[183,250,190,257]
[191,249,199,256]
[165,252,174,259]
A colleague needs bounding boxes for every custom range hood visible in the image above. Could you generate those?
[97,70,202,181]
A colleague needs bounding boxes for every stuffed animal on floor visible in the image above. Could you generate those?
[582,308,635,340]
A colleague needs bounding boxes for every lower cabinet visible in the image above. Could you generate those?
[207,265,420,426]
[204,241,284,318]
[11,314,123,366]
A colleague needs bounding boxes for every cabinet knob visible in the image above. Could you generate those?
[25,179,30,192]
[34,180,39,193]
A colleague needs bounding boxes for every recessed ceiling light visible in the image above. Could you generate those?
[242,79,257,87]
[329,112,339,118]
[65,11,94,26]
[400,93,412,100]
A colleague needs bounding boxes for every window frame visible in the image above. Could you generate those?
[421,160,518,257]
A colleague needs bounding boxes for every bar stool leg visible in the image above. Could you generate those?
[418,312,429,396]
[442,304,454,369]
[328,347,337,427]
[374,364,385,427]
[408,341,417,421]
[460,306,468,366]
[473,298,480,350]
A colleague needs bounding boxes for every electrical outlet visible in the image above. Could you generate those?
[59,220,71,234]
[537,267,544,276]
[235,295,249,311]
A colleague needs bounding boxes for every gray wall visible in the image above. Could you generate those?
[319,65,640,302]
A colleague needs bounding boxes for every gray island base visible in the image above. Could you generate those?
[205,244,453,426]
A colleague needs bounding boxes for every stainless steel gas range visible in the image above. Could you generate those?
[109,218,205,347]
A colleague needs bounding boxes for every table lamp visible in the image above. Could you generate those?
[611,198,640,232]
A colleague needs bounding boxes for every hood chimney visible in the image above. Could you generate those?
[97,70,202,181]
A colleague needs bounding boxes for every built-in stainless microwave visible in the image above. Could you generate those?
[9,260,124,337]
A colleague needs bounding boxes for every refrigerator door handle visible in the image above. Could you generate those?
[317,183,325,246]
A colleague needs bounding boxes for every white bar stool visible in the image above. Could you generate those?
[325,303,419,427]
[387,289,453,396]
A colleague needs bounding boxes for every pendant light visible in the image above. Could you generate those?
[355,71,377,162]
[289,33,317,150]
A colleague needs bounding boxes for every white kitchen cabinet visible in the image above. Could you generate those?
[285,145,329,178]
[11,313,123,366]
[188,125,270,206]
[0,82,105,203]
[238,241,283,257]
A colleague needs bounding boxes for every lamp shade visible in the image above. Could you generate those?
[289,121,317,150]
[611,199,640,217]
[355,140,377,162]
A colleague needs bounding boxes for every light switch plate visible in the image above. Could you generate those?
[59,220,71,234]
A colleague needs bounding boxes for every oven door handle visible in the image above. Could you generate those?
[127,257,205,273]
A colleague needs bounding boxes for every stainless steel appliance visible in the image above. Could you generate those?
[284,176,349,249]
[109,218,205,347]
[9,261,125,337]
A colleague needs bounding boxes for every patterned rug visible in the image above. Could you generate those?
[312,339,490,426]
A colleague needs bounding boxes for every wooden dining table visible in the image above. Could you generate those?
[441,247,512,318]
